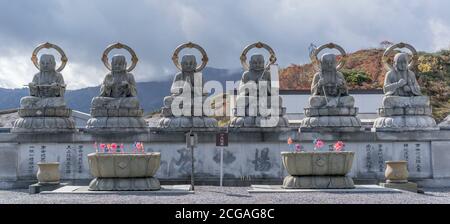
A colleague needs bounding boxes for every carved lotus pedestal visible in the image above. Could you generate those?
[373,106,438,131]
[86,107,148,133]
[12,107,76,133]
[301,107,362,130]
[229,107,290,128]
[88,153,161,191]
[281,152,355,189]
[158,116,218,128]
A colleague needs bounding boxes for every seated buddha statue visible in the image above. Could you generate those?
[309,53,355,108]
[234,54,284,116]
[20,54,67,109]
[87,43,147,131]
[373,43,437,131]
[91,55,141,110]
[230,42,289,128]
[162,54,206,116]
[301,43,361,129]
[13,42,75,133]
[382,53,429,108]
[159,52,217,128]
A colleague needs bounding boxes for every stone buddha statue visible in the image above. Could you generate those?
[158,42,218,128]
[382,53,429,108]
[20,54,67,109]
[374,43,437,131]
[162,55,205,115]
[301,43,361,129]
[236,54,274,110]
[230,42,288,128]
[309,53,355,108]
[91,55,140,109]
[13,43,75,133]
[86,43,147,132]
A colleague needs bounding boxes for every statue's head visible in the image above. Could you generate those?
[320,53,337,73]
[39,54,56,72]
[181,55,197,72]
[249,54,265,71]
[111,55,127,73]
[394,53,409,72]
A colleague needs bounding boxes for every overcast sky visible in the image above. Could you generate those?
[0,0,449,89]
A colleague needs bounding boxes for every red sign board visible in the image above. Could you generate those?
[216,133,229,147]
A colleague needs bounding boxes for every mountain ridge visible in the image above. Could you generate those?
[0,67,243,114]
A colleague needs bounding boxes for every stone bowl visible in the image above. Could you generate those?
[385,161,409,183]
[37,162,61,184]
[281,152,355,176]
[88,153,161,178]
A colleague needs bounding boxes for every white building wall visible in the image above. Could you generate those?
[281,93,385,120]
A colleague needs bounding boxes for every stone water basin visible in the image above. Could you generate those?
[281,152,356,189]
[88,153,161,178]
[281,151,355,176]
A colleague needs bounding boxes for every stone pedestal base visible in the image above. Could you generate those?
[86,117,148,132]
[29,183,68,194]
[301,116,361,128]
[88,177,161,191]
[158,117,218,128]
[283,176,355,189]
[373,116,438,131]
[380,182,418,193]
[229,116,289,128]
[301,107,361,128]
[439,115,450,130]
[12,117,76,133]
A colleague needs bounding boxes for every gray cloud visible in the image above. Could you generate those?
[0,0,449,89]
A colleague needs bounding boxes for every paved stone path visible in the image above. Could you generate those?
[1,186,450,204]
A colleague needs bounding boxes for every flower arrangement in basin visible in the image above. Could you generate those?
[88,142,161,191]
[282,138,355,189]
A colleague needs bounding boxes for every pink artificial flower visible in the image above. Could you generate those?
[295,144,302,152]
[111,143,117,153]
[287,137,293,145]
[314,139,325,150]
[334,141,345,152]
[99,143,106,153]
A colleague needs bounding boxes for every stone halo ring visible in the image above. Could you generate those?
[240,42,277,71]
[31,42,68,72]
[102,42,139,72]
[311,42,347,70]
[382,42,418,71]
[172,42,209,72]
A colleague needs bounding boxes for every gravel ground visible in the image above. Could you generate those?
[1,186,450,204]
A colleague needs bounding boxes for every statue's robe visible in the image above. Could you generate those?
[92,72,140,109]
[311,71,348,97]
[309,71,354,108]
[100,72,137,98]
[20,72,66,109]
[235,69,283,117]
[29,72,65,97]
[382,70,429,108]
[164,72,205,114]
[384,70,422,96]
